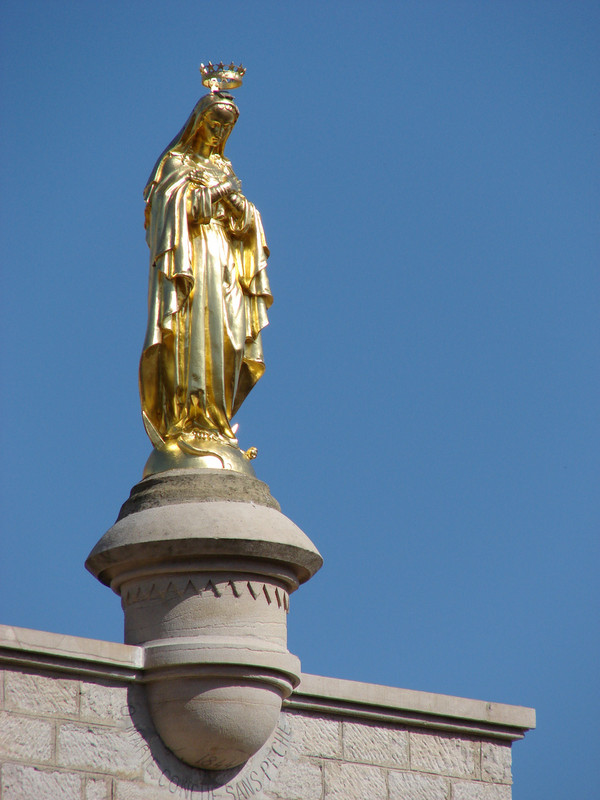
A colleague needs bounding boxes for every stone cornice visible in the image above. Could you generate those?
[286,673,535,741]
[0,624,142,682]
[0,624,535,741]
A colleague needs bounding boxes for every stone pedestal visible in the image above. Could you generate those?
[86,469,322,770]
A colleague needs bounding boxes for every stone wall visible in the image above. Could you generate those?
[0,625,534,800]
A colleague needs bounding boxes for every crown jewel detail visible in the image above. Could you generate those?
[200,62,246,92]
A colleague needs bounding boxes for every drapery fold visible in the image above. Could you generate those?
[140,148,272,444]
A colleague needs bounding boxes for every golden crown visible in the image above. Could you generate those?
[199,62,246,92]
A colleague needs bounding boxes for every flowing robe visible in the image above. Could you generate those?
[140,149,271,445]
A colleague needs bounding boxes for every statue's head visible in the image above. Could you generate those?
[145,90,241,190]
[181,92,240,156]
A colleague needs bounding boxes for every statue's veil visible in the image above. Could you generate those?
[144,91,239,199]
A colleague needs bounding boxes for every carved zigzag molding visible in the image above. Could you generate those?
[123,577,289,611]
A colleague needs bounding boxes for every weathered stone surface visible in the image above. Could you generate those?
[1,764,82,800]
[389,770,450,800]
[85,776,113,800]
[116,469,281,520]
[324,762,387,800]
[410,732,479,779]
[343,719,409,768]
[452,780,511,800]
[288,712,341,759]
[0,711,54,762]
[4,669,79,716]
[115,781,177,800]
[482,741,512,784]
[80,681,129,724]
[0,668,4,708]
[263,756,323,800]
[57,722,141,777]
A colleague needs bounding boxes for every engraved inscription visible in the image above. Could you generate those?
[125,701,292,800]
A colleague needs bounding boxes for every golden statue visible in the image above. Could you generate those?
[139,64,271,476]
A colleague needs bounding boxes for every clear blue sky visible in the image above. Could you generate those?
[1,2,598,797]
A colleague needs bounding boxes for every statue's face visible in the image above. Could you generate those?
[197,104,237,149]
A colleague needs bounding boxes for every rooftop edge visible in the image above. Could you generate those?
[0,623,535,740]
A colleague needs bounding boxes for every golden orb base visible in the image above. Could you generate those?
[143,437,257,479]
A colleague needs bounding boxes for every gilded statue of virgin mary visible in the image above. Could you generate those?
[139,66,271,475]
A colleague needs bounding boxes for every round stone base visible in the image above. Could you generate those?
[85,469,322,770]
[146,662,295,770]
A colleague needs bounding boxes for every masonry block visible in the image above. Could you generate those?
[85,776,113,800]
[115,781,176,800]
[57,722,142,778]
[410,731,479,779]
[481,741,512,784]
[5,669,79,717]
[80,681,129,724]
[343,719,409,768]
[452,780,511,800]
[323,761,387,800]
[389,769,450,800]
[263,756,323,800]
[1,764,82,800]
[0,711,54,762]
[288,712,341,759]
